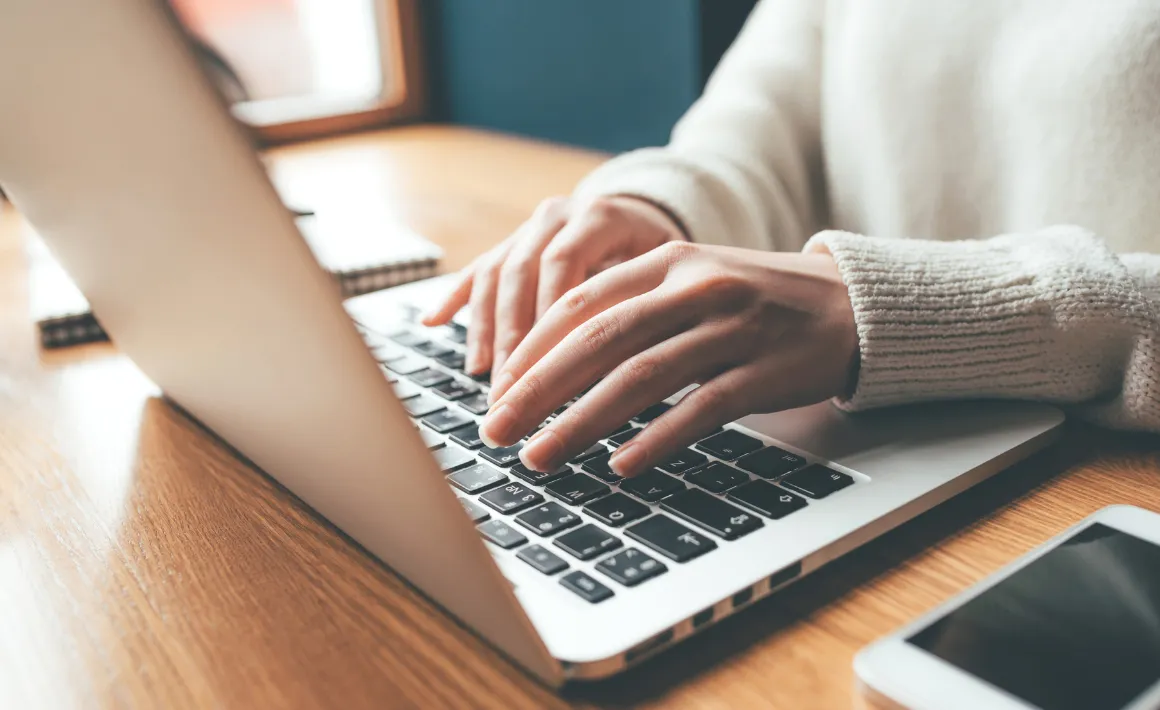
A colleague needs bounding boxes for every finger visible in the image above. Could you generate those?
[422,267,474,326]
[465,255,504,375]
[535,210,625,321]
[480,280,697,448]
[609,365,763,477]
[518,323,736,471]
[492,206,568,380]
[489,246,673,403]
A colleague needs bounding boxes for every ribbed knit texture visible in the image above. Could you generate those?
[806,229,1160,432]
[574,0,1160,434]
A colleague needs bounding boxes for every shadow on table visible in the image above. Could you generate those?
[564,424,1122,708]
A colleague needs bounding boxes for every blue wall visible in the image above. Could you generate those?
[425,1,747,153]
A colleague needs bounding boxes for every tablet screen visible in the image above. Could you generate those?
[908,523,1160,710]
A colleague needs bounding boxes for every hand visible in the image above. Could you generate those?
[477,241,859,476]
[422,195,687,377]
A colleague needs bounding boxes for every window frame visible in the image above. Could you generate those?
[228,0,426,145]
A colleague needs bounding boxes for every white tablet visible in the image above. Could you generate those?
[855,505,1160,710]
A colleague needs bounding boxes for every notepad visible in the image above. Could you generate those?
[30,213,443,348]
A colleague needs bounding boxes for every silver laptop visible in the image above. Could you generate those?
[0,0,1064,685]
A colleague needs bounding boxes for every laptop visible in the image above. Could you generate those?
[0,0,1064,686]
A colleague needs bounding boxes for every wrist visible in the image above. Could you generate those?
[609,194,692,243]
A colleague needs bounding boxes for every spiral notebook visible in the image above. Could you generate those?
[30,213,443,348]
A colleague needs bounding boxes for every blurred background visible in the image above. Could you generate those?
[169,0,759,152]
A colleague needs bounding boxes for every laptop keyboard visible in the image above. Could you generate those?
[358,319,858,604]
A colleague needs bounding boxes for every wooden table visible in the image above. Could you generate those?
[1,125,1158,709]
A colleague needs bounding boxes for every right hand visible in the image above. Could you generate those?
[422,194,687,384]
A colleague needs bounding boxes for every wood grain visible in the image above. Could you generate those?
[1,126,1158,709]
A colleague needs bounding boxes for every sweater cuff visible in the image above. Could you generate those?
[572,149,762,250]
[803,228,1116,411]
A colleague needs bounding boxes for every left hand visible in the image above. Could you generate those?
[478,240,860,476]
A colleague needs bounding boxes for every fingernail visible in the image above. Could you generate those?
[521,430,563,471]
[479,403,516,448]
[465,350,480,375]
[489,372,514,405]
[610,443,645,477]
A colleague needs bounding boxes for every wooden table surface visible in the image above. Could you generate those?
[1,125,1158,710]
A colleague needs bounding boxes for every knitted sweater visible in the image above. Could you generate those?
[573,0,1160,433]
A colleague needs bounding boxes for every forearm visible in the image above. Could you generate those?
[806,227,1160,433]
[573,0,824,253]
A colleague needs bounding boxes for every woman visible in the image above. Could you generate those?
[424,0,1160,477]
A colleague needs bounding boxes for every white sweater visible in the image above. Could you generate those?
[574,0,1160,433]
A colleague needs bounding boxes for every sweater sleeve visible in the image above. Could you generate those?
[571,0,825,252]
[805,227,1160,433]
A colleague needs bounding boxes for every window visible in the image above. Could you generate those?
[170,0,425,143]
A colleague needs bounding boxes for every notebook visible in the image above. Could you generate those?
[30,213,443,348]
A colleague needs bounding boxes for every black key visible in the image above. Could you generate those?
[480,481,544,514]
[388,330,426,347]
[422,409,473,433]
[402,395,445,418]
[434,351,467,370]
[686,462,750,494]
[392,380,422,401]
[516,502,581,536]
[479,442,524,468]
[553,524,623,561]
[580,453,623,483]
[412,340,453,358]
[607,427,640,448]
[431,379,481,401]
[657,449,709,475]
[620,469,684,503]
[695,429,764,460]
[632,402,671,424]
[408,368,453,388]
[625,515,717,562]
[727,480,808,519]
[559,571,614,603]
[779,465,854,499]
[570,442,607,463]
[545,473,611,506]
[447,463,507,493]
[609,421,634,436]
[477,519,526,549]
[432,446,475,473]
[457,393,490,415]
[442,323,468,344]
[517,545,569,575]
[510,462,572,486]
[449,424,485,449]
[596,548,667,587]
[458,496,490,523]
[418,428,445,450]
[584,493,650,527]
[661,489,764,540]
[735,446,807,479]
[384,356,427,375]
